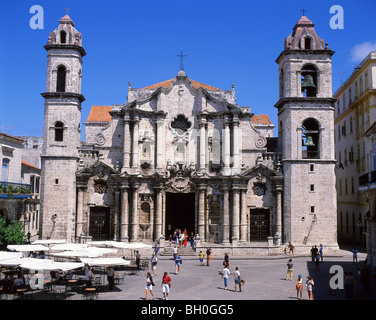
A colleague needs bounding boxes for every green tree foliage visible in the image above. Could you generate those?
[0,217,26,251]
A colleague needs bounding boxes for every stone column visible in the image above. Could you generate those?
[121,185,129,242]
[222,184,230,243]
[130,182,140,242]
[122,113,131,172]
[239,188,247,243]
[155,116,164,170]
[223,116,231,175]
[131,115,140,170]
[76,187,85,239]
[273,176,283,246]
[232,186,240,243]
[232,115,240,174]
[154,184,163,240]
[199,116,207,171]
[113,188,120,241]
[198,184,206,240]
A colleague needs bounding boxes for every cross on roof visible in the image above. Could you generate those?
[65,8,71,15]
[300,8,307,16]
[177,51,187,71]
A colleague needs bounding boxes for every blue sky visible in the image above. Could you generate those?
[0,0,375,139]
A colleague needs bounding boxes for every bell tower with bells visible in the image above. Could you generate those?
[275,15,339,251]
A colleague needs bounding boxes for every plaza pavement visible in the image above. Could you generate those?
[47,245,375,301]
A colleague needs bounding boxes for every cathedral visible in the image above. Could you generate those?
[39,14,339,254]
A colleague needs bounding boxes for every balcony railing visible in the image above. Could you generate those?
[359,171,376,187]
[0,181,32,199]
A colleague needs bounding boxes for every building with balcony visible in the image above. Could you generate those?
[334,51,376,248]
[0,132,41,237]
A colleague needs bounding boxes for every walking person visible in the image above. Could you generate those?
[223,252,230,268]
[106,266,115,291]
[174,253,182,274]
[145,272,155,300]
[288,242,294,256]
[190,232,195,248]
[150,254,158,276]
[310,246,315,262]
[296,275,303,300]
[314,252,320,271]
[222,264,232,290]
[199,251,205,266]
[305,276,314,300]
[352,247,358,263]
[172,245,178,259]
[161,272,172,300]
[286,259,294,281]
[234,267,242,292]
[319,244,323,262]
[206,247,212,266]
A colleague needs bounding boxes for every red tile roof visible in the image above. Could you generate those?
[142,78,222,91]
[21,160,41,171]
[251,114,272,124]
[86,106,112,122]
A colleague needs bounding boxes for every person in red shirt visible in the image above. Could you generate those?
[161,272,172,300]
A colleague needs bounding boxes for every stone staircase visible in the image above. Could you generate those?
[161,246,196,256]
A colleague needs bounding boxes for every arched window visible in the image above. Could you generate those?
[1,158,9,182]
[302,118,320,159]
[56,65,66,92]
[301,64,318,97]
[304,37,312,50]
[54,121,64,142]
[60,30,67,44]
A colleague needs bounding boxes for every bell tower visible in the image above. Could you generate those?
[40,14,86,241]
[275,16,338,251]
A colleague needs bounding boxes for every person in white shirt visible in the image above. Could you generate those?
[234,267,242,292]
[222,266,232,290]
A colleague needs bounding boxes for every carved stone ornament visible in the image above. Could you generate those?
[165,177,195,193]
[95,133,106,146]
[94,181,107,194]
[255,135,267,148]
[253,183,266,196]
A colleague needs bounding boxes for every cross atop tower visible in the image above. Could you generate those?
[300,8,307,16]
[177,51,187,71]
[65,8,71,15]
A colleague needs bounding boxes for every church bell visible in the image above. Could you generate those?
[304,135,315,147]
[301,75,316,92]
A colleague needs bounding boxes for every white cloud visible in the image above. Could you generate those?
[350,41,376,64]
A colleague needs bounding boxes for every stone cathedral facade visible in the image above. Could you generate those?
[39,15,339,254]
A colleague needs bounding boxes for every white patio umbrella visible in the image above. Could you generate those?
[32,239,66,245]
[7,244,50,252]
[50,247,117,260]
[88,241,152,259]
[0,251,22,261]
[50,243,88,251]
[18,258,84,272]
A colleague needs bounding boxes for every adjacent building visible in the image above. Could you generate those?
[0,132,41,236]
[334,51,376,248]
